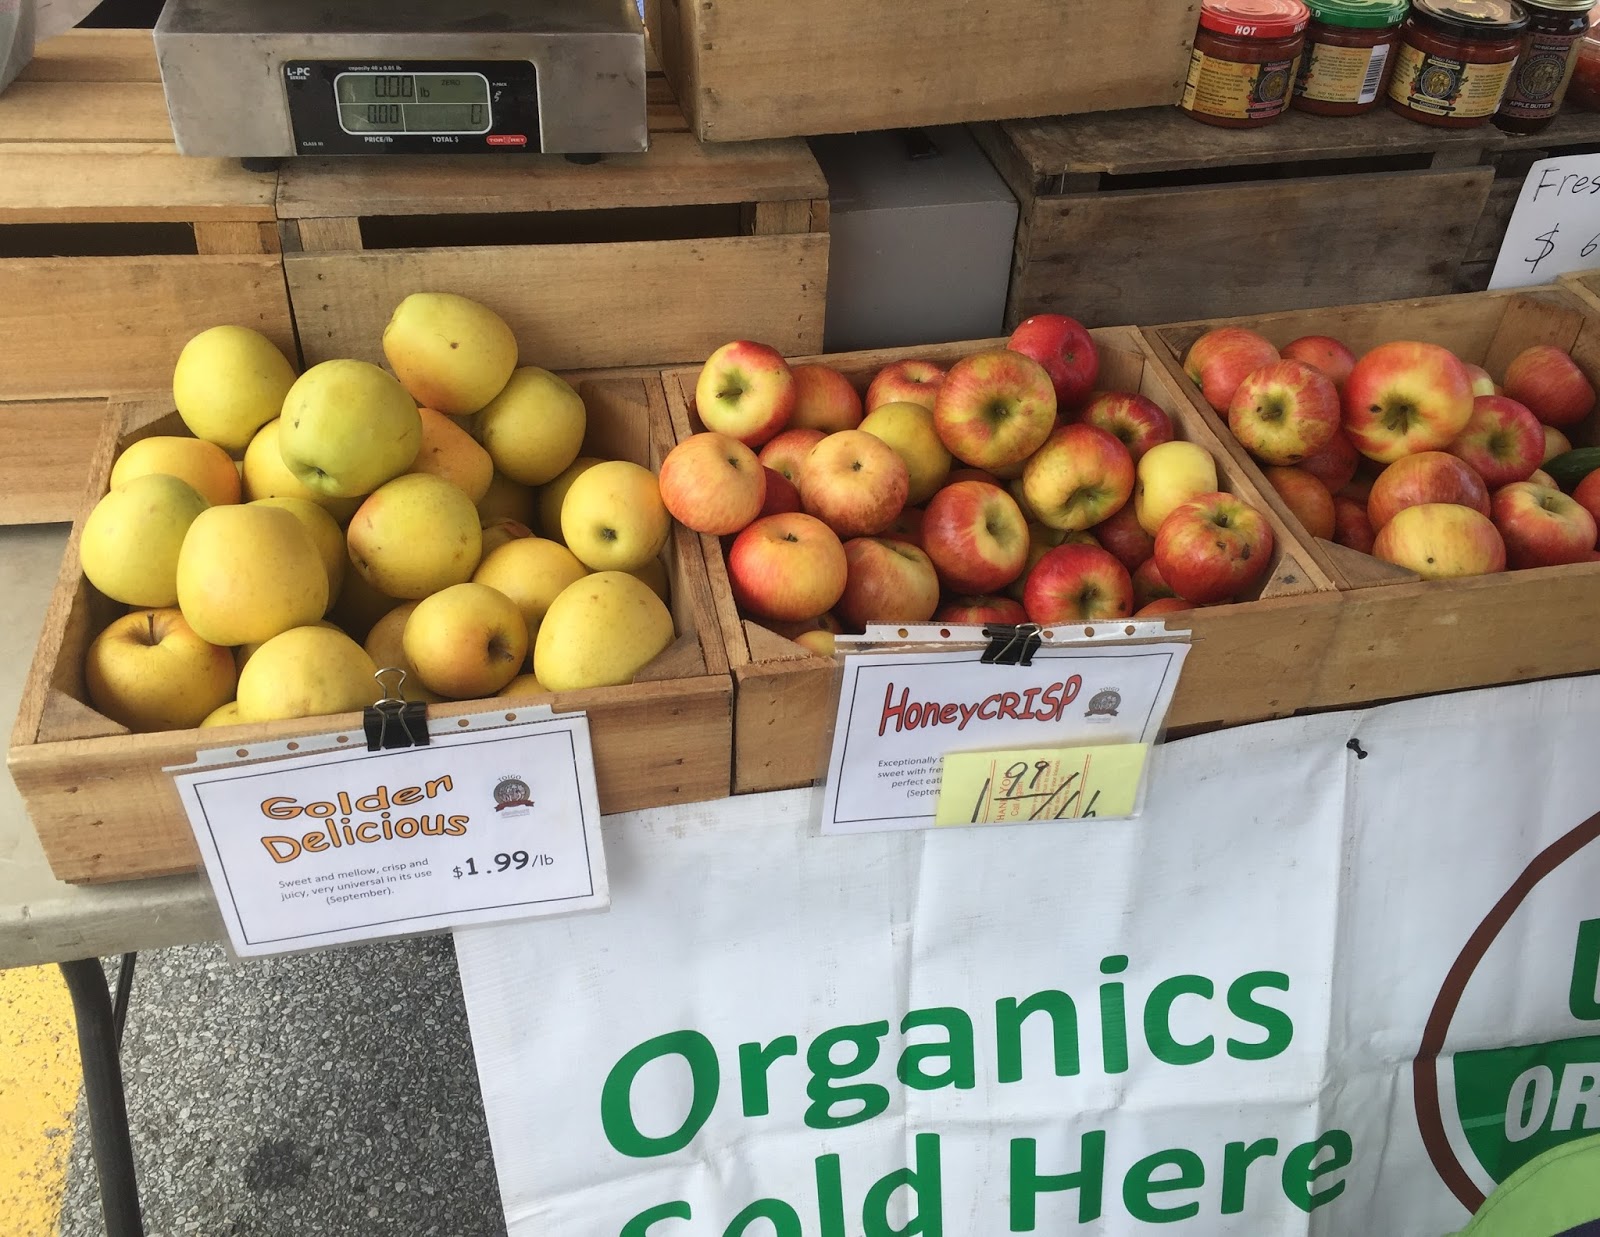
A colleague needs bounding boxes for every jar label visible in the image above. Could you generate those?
[1499,31,1582,118]
[1296,40,1392,105]
[1387,43,1517,119]
[1182,48,1302,120]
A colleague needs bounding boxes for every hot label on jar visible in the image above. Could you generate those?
[1499,31,1582,118]
[1182,47,1302,119]
[1297,40,1392,104]
[1388,42,1518,118]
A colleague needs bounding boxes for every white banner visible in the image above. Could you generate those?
[455,676,1600,1236]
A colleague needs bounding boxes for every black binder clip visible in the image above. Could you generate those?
[363,667,430,752]
[981,623,1043,668]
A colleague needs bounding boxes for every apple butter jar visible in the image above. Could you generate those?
[1294,0,1410,115]
[1495,0,1598,132]
[1181,0,1312,128]
[1388,0,1531,128]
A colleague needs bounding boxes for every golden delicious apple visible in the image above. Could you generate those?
[480,518,534,558]
[502,673,547,698]
[382,292,518,416]
[560,461,670,572]
[278,359,421,498]
[241,419,363,523]
[533,571,674,691]
[327,566,400,644]
[537,455,601,542]
[249,497,346,605]
[237,619,341,673]
[403,582,527,699]
[859,401,953,505]
[111,436,241,507]
[472,537,588,654]
[236,626,381,722]
[173,325,296,452]
[80,474,209,607]
[1135,441,1219,536]
[477,470,539,528]
[409,406,494,502]
[476,367,586,486]
[362,603,442,703]
[176,504,328,646]
[200,700,242,728]
[628,556,671,605]
[85,608,236,732]
[346,473,483,599]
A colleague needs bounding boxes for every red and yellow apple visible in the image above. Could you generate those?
[758,427,827,486]
[921,480,1029,594]
[1332,496,1375,554]
[1491,481,1598,569]
[727,512,848,622]
[1154,492,1275,604]
[1135,597,1198,617]
[1543,425,1573,462]
[935,596,1028,625]
[1281,335,1356,390]
[1132,556,1176,608]
[659,431,766,535]
[1504,344,1596,428]
[694,340,795,447]
[1373,503,1505,579]
[1344,342,1475,462]
[1298,428,1361,494]
[1134,440,1219,535]
[880,504,926,549]
[1228,359,1341,465]
[836,538,941,629]
[1021,423,1135,532]
[1263,466,1335,541]
[867,359,945,412]
[1183,327,1280,412]
[1091,502,1155,572]
[933,349,1057,470]
[758,468,802,517]
[1366,451,1490,530]
[1023,544,1133,623]
[1079,392,1174,462]
[789,364,863,433]
[1447,395,1544,489]
[799,429,909,537]
[1007,313,1099,410]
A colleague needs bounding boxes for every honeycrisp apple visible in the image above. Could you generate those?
[1022,424,1135,532]
[1154,492,1275,604]
[758,468,802,517]
[1228,359,1341,465]
[695,340,796,447]
[1575,470,1600,529]
[758,428,827,486]
[1007,313,1099,409]
[1023,545,1133,623]
[880,505,925,549]
[1079,392,1174,461]
[1492,482,1599,568]
[1298,429,1361,494]
[84,608,237,733]
[1134,440,1218,535]
[1504,345,1597,428]
[1373,503,1505,579]
[867,359,945,412]
[935,596,1028,625]
[933,349,1057,470]
[800,429,909,537]
[1464,363,1499,398]
[837,538,942,629]
[1183,327,1280,412]
[1092,502,1156,572]
[1132,556,1176,608]
[1264,466,1335,541]
[1281,336,1357,390]
[1366,451,1490,530]
[659,432,765,536]
[789,364,863,432]
[860,401,953,504]
[1344,342,1475,462]
[921,481,1029,594]
[1332,496,1376,554]
[1447,395,1544,489]
[1543,426,1573,462]
[1136,597,1198,617]
[727,512,848,622]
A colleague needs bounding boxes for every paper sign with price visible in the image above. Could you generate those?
[169,709,608,956]
[1489,153,1600,289]
[819,641,1186,835]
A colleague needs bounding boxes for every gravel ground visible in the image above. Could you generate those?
[57,936,507,1237]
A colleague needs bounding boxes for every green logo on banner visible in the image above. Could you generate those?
[1453,1033,1600,1183]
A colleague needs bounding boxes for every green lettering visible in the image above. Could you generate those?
[1100,956,1130,1074]
[863,1133,944,1237]
[601,1031,719,1158]
[1143,975,1215,1067]
[1226,972,1294,1061]
[1123,1148,1204,1223]
[805,1021,891,1130]
[1220,1138,1278,1213]
[995,991,1081,1084]
[1572,918,1600,1021]
[1009,1130,1105,1230]
[620,1201,690,1236]
[899,1008,976,1092]
[816,1154,847,1237]
[724,1198,802,1237]
[1282,1130,1354,1213]
[739,1036,799,1117]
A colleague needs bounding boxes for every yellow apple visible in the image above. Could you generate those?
[326,565,400,644]
[172,325,296,452]
[480,517,534,558]
[1135,440,1219,536]
[560,460,670,572]
[362,603,442,703]
[110,436,241,507]
[382,292,517,416]
[249,497,346,605]
[794,629,836,658]
[533,571,674,691]
[176,504,328,646]
[502,673,547,698]
[346,473,483,599]
[476,367,587,486]
[537,455,602,542]
[628,556,671,605]
[472,537,589,654]
[237,619,340,673]
[859,401,952,505]
[236,626,381,722]
[402,582,527,699]
[85,608,236,732]
[241,419,363,523]
[199,700,242,728]
[408,406,494,502]
[278,359,422,498]
[80,473,209,607]
[476,470,539,528]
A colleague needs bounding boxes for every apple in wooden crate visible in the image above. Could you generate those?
[1183,327,1279,412]
[1154,492,1275,605]
[1373,504,1505,580]
[1023,544,1133,623]
[789,364,863,432]
[837,538,941,629]
[728,512,848,623]
[1227,359,1340,466]
[800,430,909,538]
[1343,343,1475,463]
[1491,482,1599,569]
[1366,452,1489,531]
[867,359,944,413]
[695,340,796,447]
[1504,344,1598,428]
[1078,392,1173,461]
[933,350,1056,471]
[658,432,767,536]
[1281,335,1356,390]
[1021,424,1135,532]
[1006,313,1100,410]
[921,481,1029,595]
[1447,396,1544,489]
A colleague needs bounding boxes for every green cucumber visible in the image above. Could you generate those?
[1542,448,1600,493]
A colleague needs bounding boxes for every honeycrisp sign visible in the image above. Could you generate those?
[455,676,1600,1236]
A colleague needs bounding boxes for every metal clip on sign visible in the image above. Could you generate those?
[980,623,1044,668]
[363,668,430,752]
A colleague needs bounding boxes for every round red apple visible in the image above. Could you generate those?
[935,595,1028,625]
[658,431,766,536]
[1021,423,1135,532]
[1299,429,1360,494]
[1135,597,1198,617]
[1344,342,1475,463]
[1079,392,1174,462]
[1183,327,1280,412]
[1263,466,1335,541]
[1373,504,1505,579]
[1491,481,1599,569]
[1504,345,1597,428]
[1367,451,1490,531]
[866,359,945,413]
[1091,502,1155,572]
[1007,313,1100,410]
[1446,395,1544,489]
[1228,359,1341,465]
[1131,556,1176,608]
[921,481,1029,594]
[758,427,826,486]
[1332,496,1375,554]
[1022,544,1133,623]
[836,537,941,628]
[695,340,796,447]
[1574,470,1600,529]
[728,512,847,622]
[1543,425,1573,463]
[880,504,926,549]
[1154,492,1275,605]
[789,364,863,433]
[799,430,909,538]
[758,467,802,517]
[1281,335,1356,390]
[933,350,1057,471]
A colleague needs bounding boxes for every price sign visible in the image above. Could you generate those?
[1489,154,1600,289]
[169,709,607,956]
[935,742,1149,826]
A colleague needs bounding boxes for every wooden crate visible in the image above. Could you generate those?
[8,371,732,885]
[643,0,1197,144]
[0,29,283,525]
[661,330,1342,795]
[1144,287,1600,710]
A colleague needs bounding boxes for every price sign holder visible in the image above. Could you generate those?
[816,621,1191,836]
[166,698,608,957]
[1489,152,1600,289]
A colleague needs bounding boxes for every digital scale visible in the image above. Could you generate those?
[153,0,648,160]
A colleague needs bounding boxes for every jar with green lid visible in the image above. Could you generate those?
[1495,0,1597,132]
[1294,0,1411,114]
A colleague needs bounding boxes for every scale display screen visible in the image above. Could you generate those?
[334,72,492,135]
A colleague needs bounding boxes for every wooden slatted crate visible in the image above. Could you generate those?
[1144,287,1600,710]
[9,371,732,884]
[661,329,1342,795]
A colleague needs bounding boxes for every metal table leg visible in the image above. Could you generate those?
[58,956,145,1237]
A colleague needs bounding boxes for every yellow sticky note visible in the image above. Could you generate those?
[934,743,1149,827]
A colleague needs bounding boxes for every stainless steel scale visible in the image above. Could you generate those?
[154,0,648,160]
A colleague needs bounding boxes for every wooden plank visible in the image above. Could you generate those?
[192,221,280,256]
[745,199,814,235]
[1009,168,1493,330]
[16,29,159,83]
[1466,177,1524,265]
[0,153,275,223]
[294,217,364,252]
[277,133,826,220]
[0,82,175,145]
[1561,270,1600,315]
[652,0,1195,143]
[288,235,828,371]
[0,255,295,402]
[0,400,109,525]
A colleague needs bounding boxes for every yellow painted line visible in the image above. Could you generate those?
[0,965,81,1237]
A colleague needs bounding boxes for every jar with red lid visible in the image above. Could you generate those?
[1294,0,1411,115]
[1568,12,1600,107]
[1495,0,1597,132]
[1388,0,1531,128]
[1181,0,1312,128]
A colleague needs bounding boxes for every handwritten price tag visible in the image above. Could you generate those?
[1489,154,1600,290]
[935,743,1149,827]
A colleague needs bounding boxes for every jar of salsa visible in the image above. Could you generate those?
[1495,0,1597,132]
[1294,0,1411,115]
[1568,12,1600,107]
[1388,0,1531,128]
[1181,0,1312,128]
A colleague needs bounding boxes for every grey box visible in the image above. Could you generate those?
[811,126,1018,354]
